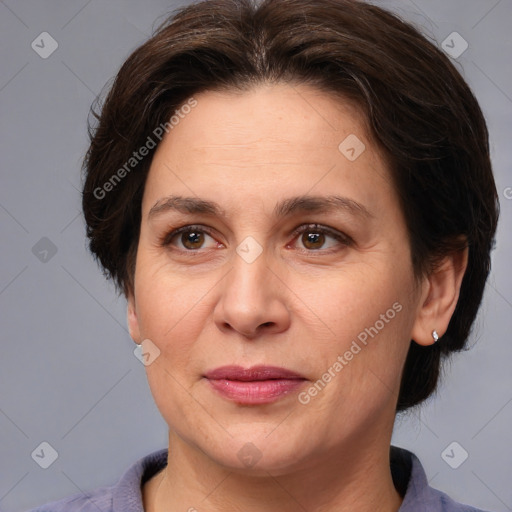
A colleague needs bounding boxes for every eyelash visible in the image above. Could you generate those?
[159,223,353,256]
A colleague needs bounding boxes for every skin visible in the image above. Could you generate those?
[126,82,468,512]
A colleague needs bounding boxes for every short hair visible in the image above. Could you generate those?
[82,0,499,411]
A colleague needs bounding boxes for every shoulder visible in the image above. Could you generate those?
[25,449,168,512]
[25,488,113,512]
[431,490,491,512]
[392,446,493,512]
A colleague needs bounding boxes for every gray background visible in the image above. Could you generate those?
[0,0,511,511]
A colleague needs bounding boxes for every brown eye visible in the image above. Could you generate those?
[302,231,326,250]
[292,224,353,253]
[161,225,218,251]
[181,230,206,250]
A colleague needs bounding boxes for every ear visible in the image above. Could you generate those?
[126,291,142,345]
[411,246,468,346]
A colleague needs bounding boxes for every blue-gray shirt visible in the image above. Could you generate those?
[26,446,490,511]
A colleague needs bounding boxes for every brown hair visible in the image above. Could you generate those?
[82,0,499,411]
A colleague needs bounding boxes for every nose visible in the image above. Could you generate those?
[213,249,291,339]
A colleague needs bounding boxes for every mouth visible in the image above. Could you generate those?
[203,365,307,405]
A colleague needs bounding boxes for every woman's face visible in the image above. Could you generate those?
[128,83,425,473]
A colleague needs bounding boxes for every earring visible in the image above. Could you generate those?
[432,330,439,342]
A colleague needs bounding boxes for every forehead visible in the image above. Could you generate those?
[162,83,367,155]
[143,83,393,215]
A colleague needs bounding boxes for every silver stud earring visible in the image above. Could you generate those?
[432,330,439,342]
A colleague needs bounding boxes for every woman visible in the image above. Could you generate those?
[29,0,499,510]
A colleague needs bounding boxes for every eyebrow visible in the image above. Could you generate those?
[148,194,373,221]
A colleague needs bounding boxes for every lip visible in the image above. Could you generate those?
[204,365,307,405]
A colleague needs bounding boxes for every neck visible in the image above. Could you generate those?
[144,430,403,512]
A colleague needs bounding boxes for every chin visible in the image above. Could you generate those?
[197,426,316,476]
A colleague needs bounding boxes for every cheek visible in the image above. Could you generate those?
[297,262,415,391]
[134,247,212,332]
[134,265,213,427]
[297,263,406,340]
